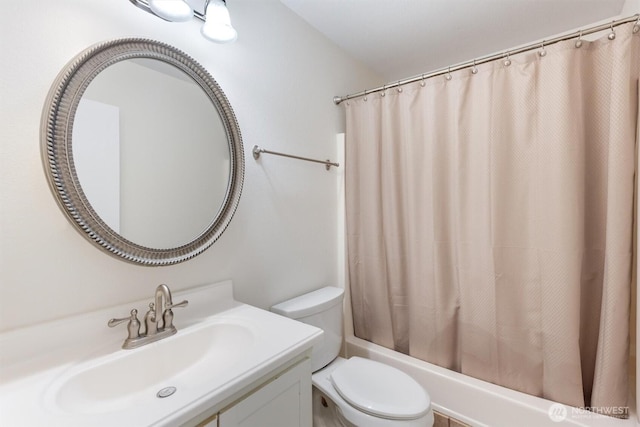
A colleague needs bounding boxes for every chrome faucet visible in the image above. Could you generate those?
[108,284,188,350]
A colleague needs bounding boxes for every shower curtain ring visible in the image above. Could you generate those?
[608,21,616,40]
[445,67,452,81]
[503,52,511,66]
[539,41,547,57]
[633,14,640,33]
[471,60,478,74]
[363,89,368,102]
[420,74,426,87]
[575,31,583,48]
[381,85,386,97]
[397,82,403,93]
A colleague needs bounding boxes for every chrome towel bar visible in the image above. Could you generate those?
[252,145,339,171]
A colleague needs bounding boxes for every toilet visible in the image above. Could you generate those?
[271,287,435,427]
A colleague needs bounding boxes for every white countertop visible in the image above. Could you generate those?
[0,280,323,427]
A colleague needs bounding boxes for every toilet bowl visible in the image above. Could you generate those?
[271,287,434,427]
[313,357,434,426]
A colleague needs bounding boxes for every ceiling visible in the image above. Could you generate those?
[279,0,627,82]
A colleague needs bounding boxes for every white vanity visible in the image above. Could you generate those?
[0,281,323,426]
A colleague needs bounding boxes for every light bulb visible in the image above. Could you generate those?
[148,0,193,22]
[201,0,237,43]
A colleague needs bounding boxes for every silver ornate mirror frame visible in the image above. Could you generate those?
[41,38,244,266]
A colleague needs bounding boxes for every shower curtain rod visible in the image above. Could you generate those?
[333,14,640,105]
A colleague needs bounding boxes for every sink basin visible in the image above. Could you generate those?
[47,320,254,415]
[0,281,323,427]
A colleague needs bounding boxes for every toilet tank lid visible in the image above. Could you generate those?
[271,286,344,319]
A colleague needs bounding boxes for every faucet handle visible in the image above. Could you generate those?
[167,299,188,309]
[108,309,137,327]
[107,317,129,327]
[107,309,141,340]
[162,300,188,330]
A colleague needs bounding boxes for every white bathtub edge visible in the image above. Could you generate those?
[344,335,637,427]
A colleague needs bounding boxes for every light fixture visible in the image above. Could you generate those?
[129,0,237,43]
[148,0,193,22]
[201,0,237,44]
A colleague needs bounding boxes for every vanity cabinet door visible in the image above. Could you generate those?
[219,358,312,427]
[195,413,217,427]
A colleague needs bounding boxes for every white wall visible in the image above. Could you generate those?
[621,0,640,15]
[0,0,382,332]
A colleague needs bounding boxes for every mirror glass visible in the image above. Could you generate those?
[41,39,244,266]
[73,59,230,249]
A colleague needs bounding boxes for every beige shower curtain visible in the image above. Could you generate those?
[346,23,639,412]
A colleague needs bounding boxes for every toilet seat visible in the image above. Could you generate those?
[329,357,430,420]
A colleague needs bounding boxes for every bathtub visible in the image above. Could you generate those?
[344,335,636,427]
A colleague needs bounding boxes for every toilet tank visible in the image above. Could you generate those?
[271,287,344,372]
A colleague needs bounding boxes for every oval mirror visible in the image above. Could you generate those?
[41,39,244,266]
